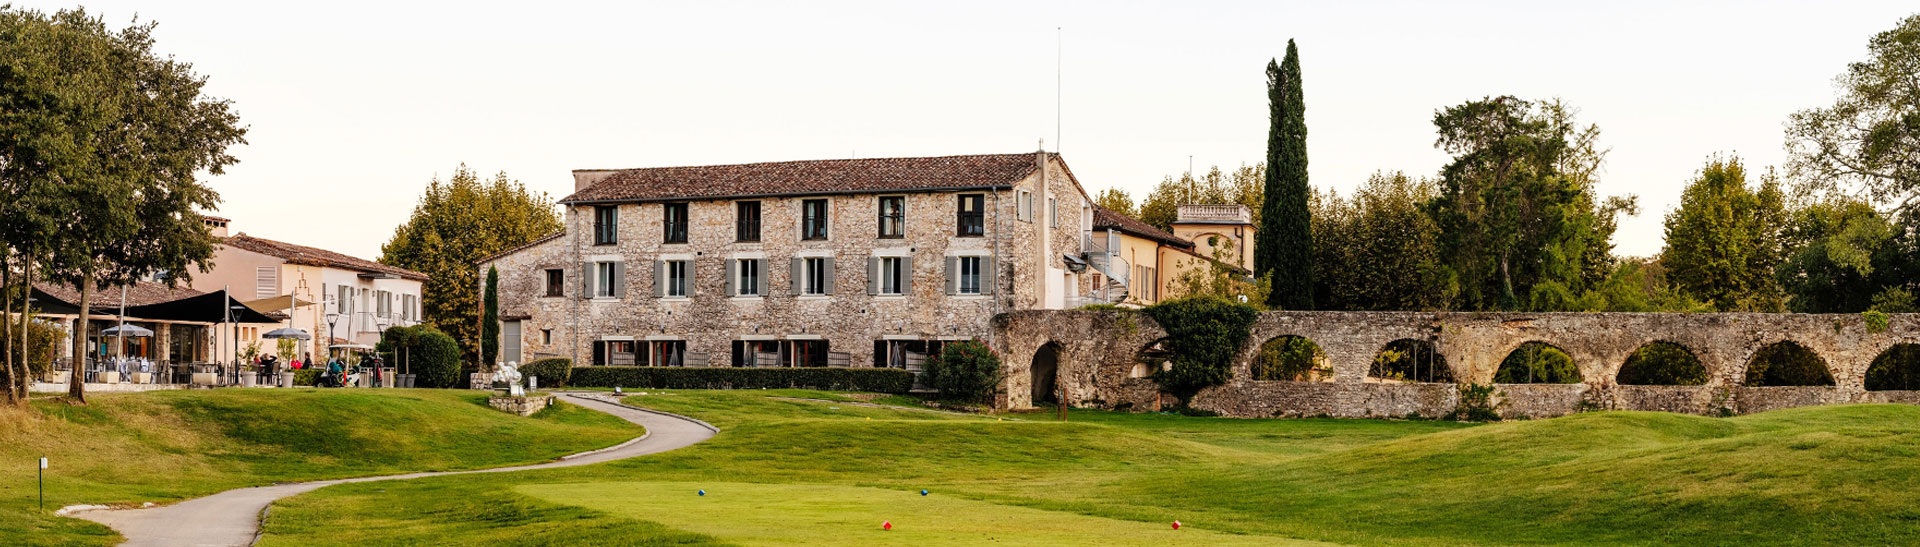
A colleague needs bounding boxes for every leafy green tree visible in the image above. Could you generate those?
[1775,197,1920,313]
[1312,172,1449,311]
[380,166,561,372]
[0,8,244,403]
[1252,336,1327,381]
[1617,342,1709,386]
[1093,188,1137,219]
[482,266,499,367]
[1166,238,1272,306]
[1137,164,1263,232]
[1494,342,1581,384]
[1661,156,1789,311]
[1257,42,1313,310]
[1786,14,1920,217]
[1427,96,1633,311]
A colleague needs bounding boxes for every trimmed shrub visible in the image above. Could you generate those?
[379,325,462,388]
[521,357,573,387]
[569,366,913,393]
[293,369,321,387]
[923,340,1003,404]
[1142,296,1260,400]
[0,317,60,383]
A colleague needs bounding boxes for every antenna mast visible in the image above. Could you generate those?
[1056,26,1062,153]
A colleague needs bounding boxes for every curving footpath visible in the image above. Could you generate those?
[69,393,717,547]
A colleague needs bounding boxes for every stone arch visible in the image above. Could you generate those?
[1495,341,1582,384]
[1132,337,1173,379]
[1368,338,1453,383]
[1617,341,1710,386]
[1251,335,1332,382]
[1865,343,1920,391]
[1743,340,1835,386]
[1031,342,1061,404]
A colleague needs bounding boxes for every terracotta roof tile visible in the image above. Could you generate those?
[1092,206,1193,249]
[561,153,1049,203]
[35,280,206,308]
[222,234,428,281]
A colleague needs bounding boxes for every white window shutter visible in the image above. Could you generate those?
[652,260,665,298]
[613,262,627,298]
[581,262,594,299]
[725,259,737,296]
[822,258,836,294]
[867,257,879,295]
[902,256,914,293]
[686,260,696,297]
[980,257,996,295]
[944,257,957,295]
[791,258,804,295]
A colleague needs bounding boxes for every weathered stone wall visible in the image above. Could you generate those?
[994,310,1920,418]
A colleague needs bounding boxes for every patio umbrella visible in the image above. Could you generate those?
[328,343,375,350]
[101,324,155,337]
[262,327,312,340]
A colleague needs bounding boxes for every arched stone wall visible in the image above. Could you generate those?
[992,310,1920,417]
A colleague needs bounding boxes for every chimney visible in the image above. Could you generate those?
[204,216,231,238]
[572,169,620,192]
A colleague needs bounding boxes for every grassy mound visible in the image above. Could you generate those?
[0,389,643,546]
[254,392,1920,545]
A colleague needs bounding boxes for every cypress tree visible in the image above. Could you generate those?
[1258,40,1313,309]
[482,266,499,367]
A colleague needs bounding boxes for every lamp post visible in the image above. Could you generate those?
[374,316,390,387]
[325,311,340,363]
[229,303,248,385]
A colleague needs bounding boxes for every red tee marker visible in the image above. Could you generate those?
[883,520,893,531]
[1172,520,1182,530]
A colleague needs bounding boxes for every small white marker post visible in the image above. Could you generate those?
[39,457,48,511]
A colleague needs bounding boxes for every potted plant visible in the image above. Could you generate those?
[238,340,262,387]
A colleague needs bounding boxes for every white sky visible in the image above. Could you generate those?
[29,1,1917,259]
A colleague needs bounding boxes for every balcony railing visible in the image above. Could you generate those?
[1176,204,1252,224]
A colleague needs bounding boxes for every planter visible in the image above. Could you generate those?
[239,374,257,388]
[130,372,151,384]
[279,374,295,388]
[191,372,218,386]
[100,371,120,384]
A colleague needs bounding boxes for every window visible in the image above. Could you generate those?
[737,201,761,242]
[735,259,761,296]
[593,340,637,366]
[541,329,553,345]
[649,340,688,367]
[255,266,277,299]
[1049,197,1058,227]
[957,194,984,236]
[878,196,905,238]
[544,269,564,297]
[802,199,829,240]
[593,206,618,245]
[803,257,829,295]
[875,257,904,295]
[663,202,688,244]
[595,262,618,298]
[1017,190,1033,222]
[665,260,688,297]
[959,256,982,294]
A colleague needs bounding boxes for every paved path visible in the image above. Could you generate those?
[70,393,717,547]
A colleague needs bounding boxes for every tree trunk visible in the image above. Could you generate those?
[68,268,91,404]
[3,252,14,405]
[20,256,39,402]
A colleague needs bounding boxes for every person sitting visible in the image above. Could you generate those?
[325,358,345,387]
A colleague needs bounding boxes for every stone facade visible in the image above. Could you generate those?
[483,153,1097,370]
[993,310,1920,418]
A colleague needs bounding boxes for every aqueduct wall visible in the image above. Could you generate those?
[991,310,1920,418]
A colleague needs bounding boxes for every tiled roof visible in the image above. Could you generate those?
[36,281,206,308]
[475,230,566,265]
[561,153,1051,203]
[1092,206,1193,249]
[222,234,429,281]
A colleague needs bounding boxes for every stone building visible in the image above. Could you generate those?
[195,219,428,354]
[481,151,1122,369]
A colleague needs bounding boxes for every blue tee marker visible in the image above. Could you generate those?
[698,489,706,496]
[920,489,929,496]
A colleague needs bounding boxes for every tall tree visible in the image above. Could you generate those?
[481,266,499,367]
[1257,41,1313,310]
[1775,197,1919,313]
[1428,97,1632,311]
[1093,188,1137,219]
[1786,14,1920,217]
[381,166,561,372]
[0,8,243,403]
[1661,155,1789,311]
[1312,172,1449,311]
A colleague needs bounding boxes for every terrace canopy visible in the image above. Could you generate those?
[122,290,279,323]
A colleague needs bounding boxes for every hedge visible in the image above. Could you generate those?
[569,367,915,393]
[521,357,573,387]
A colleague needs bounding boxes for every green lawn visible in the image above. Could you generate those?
[515,481,1316,546]
[258,391,1920,546]
[0,389,643,546]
